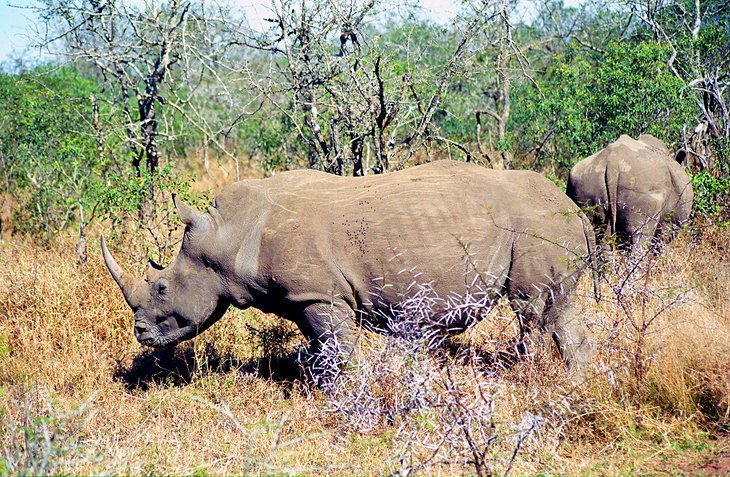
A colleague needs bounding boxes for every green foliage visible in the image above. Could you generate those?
[690,170,730,223]
[693,21,730,70]
[0,65,103,239]
[191,465,209,477]
[98,164,192,223]
[98,162,205,261]
[0,330,10,358]
[592,42,688,139]
[237,112,304,173]
[512,41,694,174]
[0,64,200,244]
[657,0,730,79]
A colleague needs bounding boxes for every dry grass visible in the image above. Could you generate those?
[1,223,728,475]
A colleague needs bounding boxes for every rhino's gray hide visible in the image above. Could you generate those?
[102,160,597,380]
[566,134,694,252]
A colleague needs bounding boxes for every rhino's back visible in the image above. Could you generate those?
[218,161,587,311]
[637,134,671,155]
[260,160,577,216]
[257,161,582,246]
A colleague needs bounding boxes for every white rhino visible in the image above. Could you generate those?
[102,160,598,381]
[566,134,694,252]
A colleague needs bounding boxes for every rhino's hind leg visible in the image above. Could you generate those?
[509,292,551,360]
[296,300,359,389]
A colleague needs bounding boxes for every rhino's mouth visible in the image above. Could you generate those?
[134,304,228,348]
[136,326,190,348]
[137,333,177,348]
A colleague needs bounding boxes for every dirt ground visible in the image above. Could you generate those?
[598,435,730,476]
[673,441,730,477]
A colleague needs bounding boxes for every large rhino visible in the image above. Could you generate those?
[102,160,597,380]
[566,134,693,253]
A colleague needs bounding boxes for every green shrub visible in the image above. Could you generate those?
[0,65,102,239]
[691,170,730,224]
[511,41,694,176]
[0,64,198,245]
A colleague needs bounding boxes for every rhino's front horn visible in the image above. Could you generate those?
[100,235,144,309]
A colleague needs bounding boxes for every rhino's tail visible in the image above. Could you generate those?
[580,209,601,303]
[605,163,619,237]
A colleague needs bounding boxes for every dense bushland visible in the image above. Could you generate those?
[0,66,102,239]
[1,0,729,243]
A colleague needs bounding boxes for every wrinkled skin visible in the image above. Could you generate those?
[566,134,694,253]
[103,160,598,381]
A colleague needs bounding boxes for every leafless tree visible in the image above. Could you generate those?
[36,1,264,179]
[418,0,554,170]
[228,0,498,175]
[473,0,537,170]
[38,0,189,176]
[35,0,565,181]
[33,0,270,255]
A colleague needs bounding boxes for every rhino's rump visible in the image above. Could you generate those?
[568,135,694,241]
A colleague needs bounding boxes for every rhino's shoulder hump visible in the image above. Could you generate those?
[615,134,637,146]
[599,135,665,169]
[609,135,646,154]
[608,135,672,162]
[216,180,263,203]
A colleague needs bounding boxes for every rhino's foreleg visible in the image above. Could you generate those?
[296,300,359,389]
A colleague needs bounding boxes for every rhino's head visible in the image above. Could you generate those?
[101,197,230,348]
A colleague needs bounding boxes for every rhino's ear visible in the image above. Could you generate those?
[148,259,164,271]
[674,149,687,165]
[147,259,164,282]
[173,194,204,228]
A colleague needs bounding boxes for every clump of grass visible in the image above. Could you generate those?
[0,226,728,475]
[567,232,730,444]
[1,386,98,476]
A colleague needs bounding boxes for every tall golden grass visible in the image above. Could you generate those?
[1,223,728,475]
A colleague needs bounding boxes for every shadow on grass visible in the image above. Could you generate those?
[114,343,305,392]
[114,336,527,395]
[441,336,524,374]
